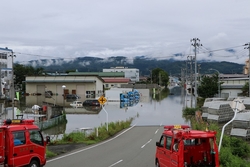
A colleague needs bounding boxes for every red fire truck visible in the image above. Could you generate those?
[0,118,48,167]
[155,125,219,167]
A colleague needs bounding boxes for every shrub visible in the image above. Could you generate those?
[183,107,198,115]
[62,132,85,143]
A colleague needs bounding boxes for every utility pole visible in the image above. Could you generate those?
[9,52,16,119]
[187,55,194,108]
[150,70,152,84]
[159,73,161,86]
[191,38,202,108]
[244,43,250,97]
[185,58,188,108]
[181,68,185,108]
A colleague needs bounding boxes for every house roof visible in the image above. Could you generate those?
[25,76,103,83]
[68,72,125,77]
[26,80,96,83]
[102,78,130,83]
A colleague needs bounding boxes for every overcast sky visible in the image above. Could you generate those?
[0,0,250,64]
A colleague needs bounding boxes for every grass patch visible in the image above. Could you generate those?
[46,148,57,159]
[47,117,134,157]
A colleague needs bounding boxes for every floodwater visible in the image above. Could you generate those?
[0,87,191,139]
[42,87,191,139]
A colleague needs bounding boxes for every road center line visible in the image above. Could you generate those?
[109,159,123,167]
[141,139,152,148]
[155,129,159,134]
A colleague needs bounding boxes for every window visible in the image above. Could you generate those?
[13,131,26,146]
[159,136,165,147]
[86,91,96,98]
[90,91,95,98]
[184,139,198,145]
[86,91,91,98]
[29,130,43,146]
[166,136,172,150]
[98,90,103,96]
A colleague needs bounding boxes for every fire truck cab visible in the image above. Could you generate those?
[0,118,47,167]
[155,125,219,167]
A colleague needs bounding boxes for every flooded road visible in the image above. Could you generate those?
[0,87,191,138]
[42,87,191,137]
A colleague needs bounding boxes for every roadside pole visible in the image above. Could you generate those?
[102,105,108,131]
[98,96,108,131]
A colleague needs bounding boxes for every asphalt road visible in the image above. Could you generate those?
[46,126,164,167]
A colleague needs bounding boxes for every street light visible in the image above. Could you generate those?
[62,85,66,114]
[218,98,245,152]
[209,68,220,98]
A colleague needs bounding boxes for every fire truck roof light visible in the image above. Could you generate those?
[164,125,190,130]
[4,119,34,125]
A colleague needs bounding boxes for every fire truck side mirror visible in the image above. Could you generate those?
[46,136,51,144]
[156,142,163,147]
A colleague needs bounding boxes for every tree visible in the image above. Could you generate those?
[197,73,219,98]
[14,64,44,91]
[242,82,249,96]
[152,68,169,86]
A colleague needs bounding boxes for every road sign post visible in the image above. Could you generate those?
[98,96,108,131]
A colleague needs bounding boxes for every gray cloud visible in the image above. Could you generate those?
[0,0,249,64]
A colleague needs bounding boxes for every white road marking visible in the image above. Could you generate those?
[108,159,123,167]
[155,129,159,134]
[141,139,152,148]
[47,124,137,163]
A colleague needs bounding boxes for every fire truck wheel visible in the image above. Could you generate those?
[155,159,160,167]
[28,160,39,167]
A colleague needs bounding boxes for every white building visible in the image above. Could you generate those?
[0,47,14,99]
[220,74,248,98]
[103,67,139,82]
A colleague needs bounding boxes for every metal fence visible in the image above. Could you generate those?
[35,115,65,130]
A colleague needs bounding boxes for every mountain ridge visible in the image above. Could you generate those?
[18,56,245,76]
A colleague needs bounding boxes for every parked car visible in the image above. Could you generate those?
[83,100,100,106]
[66,94,81,99]
[83,105,102,113]
[70,101,83,108]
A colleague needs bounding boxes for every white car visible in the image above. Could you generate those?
[70,101,83,107]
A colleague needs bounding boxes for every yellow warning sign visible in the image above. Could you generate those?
[98,96,107,105]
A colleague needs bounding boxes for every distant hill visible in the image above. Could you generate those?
[18,56,244,77]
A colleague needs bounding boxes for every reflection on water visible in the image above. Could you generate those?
[58,87,189,136]
[0,87,190,138]
[42,122,67,141]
